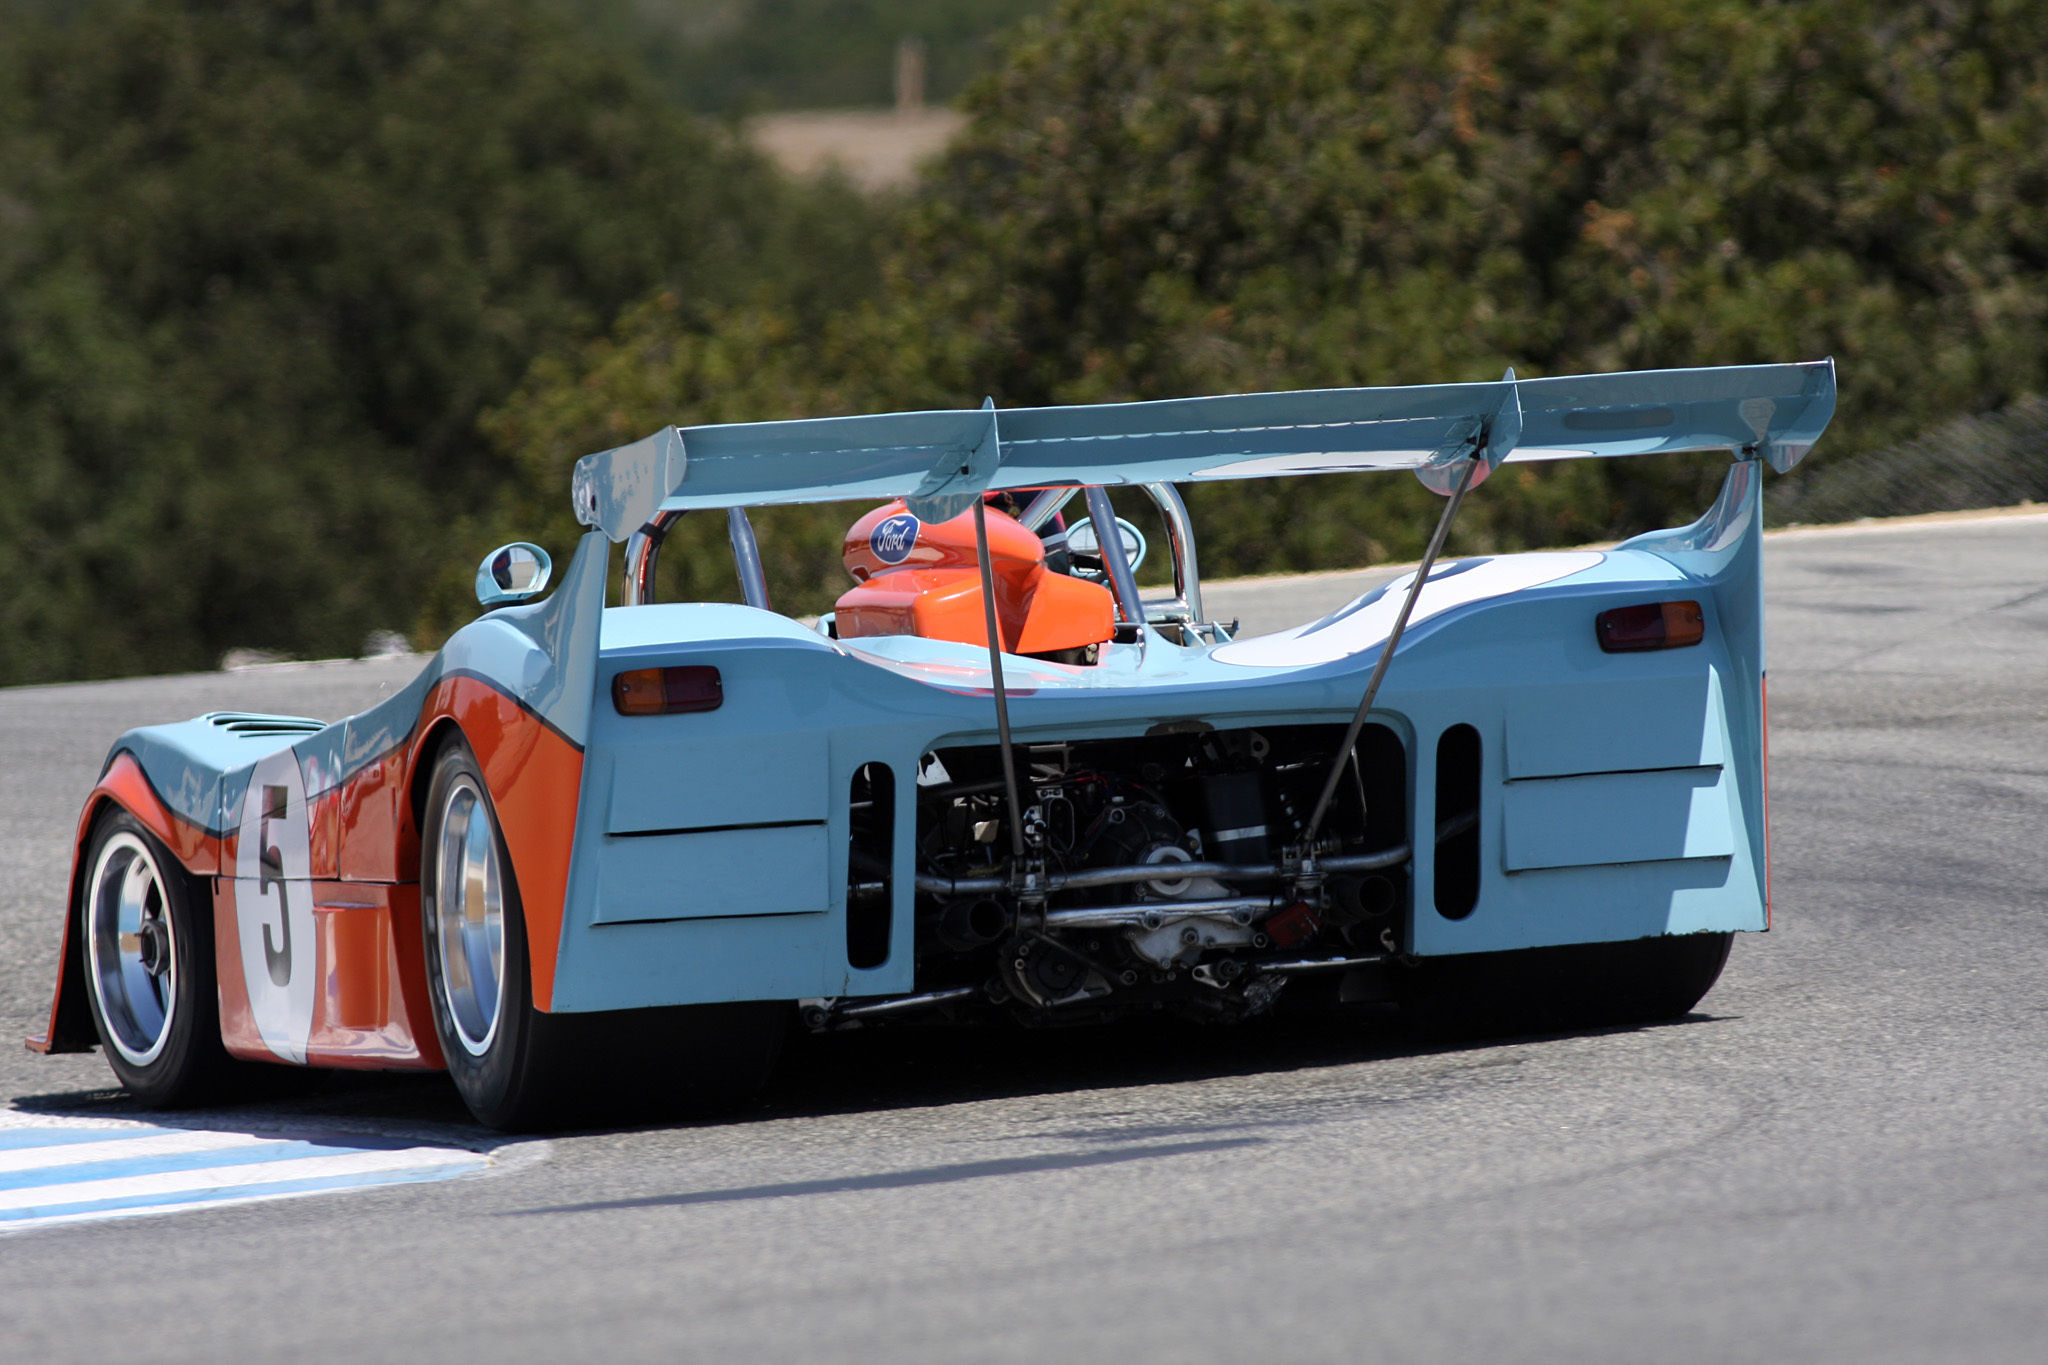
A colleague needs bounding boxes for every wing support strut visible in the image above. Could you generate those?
[972,496,1027,866]
[965,399,1030,874]
[1298,452,1478,853]
[1296,365,1519,854]
[1300,369,1520,850]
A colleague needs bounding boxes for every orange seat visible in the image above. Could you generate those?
[836,501,1114,654]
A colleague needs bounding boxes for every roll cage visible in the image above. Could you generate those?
[621,480,1234,645]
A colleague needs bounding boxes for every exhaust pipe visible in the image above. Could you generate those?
[936,898,1009,951]
[1329,873,1397,921]
[914,843,1410,898]
[1041,896,1276,931]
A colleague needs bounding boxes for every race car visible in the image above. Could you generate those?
[30,361,1836,1129]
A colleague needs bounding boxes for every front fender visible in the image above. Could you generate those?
[28,752,217,1055]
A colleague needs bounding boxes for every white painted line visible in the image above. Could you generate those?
[0,1183,412,1235]
[0,1145,482,1214]
[1201,504,2048,596]
[0,1129,274,1175]
[14,1197,277,1233]
[1765,507,2048,539]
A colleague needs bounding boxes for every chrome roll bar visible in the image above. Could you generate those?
[1140,482,1204,627]
[622,509,686,606]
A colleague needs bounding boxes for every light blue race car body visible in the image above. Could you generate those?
[41,360,1832,1127]
[561,451,1778,1009]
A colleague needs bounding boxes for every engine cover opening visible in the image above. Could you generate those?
[907,722,1410,1025]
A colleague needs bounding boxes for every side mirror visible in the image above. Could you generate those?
[1066,516,1148,578]
[475,543,553,607]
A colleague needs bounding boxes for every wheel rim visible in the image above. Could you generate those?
[86,833,178,1067]
[432,778,506,1056]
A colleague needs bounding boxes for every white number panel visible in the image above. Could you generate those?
[231,749,316,1063]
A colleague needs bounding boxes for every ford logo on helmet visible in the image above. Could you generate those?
[870,512,921,565]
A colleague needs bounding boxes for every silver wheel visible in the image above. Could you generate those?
[85,832,179,1067]
[429,775,507,1056]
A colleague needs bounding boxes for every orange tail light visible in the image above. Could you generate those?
[1596,600,1705,653]
[613,666,722,715]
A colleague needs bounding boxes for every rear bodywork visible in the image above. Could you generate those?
[35,361,1831,1062]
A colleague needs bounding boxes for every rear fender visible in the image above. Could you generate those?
[1403,459,1773,957]
[404,530,607,1014]
[404,683,585,1014]
[1619,456,1769,907]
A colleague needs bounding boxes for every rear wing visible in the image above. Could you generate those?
[571,359,1836,540]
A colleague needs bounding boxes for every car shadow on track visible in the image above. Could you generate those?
[520,1135,1274,1215]
[10,1007,1733,1144]
[7,1070,489,1148]
[754,1005,1734,1124]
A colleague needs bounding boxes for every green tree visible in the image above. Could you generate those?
[0,0,881,683]
[491,0,2048,619]
[905,0,2048,549]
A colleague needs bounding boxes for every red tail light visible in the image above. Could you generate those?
[1596,600,1705,653]
[612,666,722,715]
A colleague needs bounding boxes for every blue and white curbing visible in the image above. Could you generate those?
[0,1113,490,1233]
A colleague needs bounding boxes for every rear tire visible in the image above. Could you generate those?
[80,810,236,1106]
[1397,932,1733,1040]
[420,736,783,1131]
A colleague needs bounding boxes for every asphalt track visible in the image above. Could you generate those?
[2,511,2045,1362]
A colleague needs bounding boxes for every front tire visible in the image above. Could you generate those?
[420,737,783,1131]
[80,810,235,1106]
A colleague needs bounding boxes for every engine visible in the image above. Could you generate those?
[898,722,1410,1025]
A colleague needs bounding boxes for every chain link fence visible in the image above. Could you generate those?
[1765,397,2048,526]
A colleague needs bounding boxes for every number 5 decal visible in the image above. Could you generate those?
[259,784,294,986]
[234,750,315,1063]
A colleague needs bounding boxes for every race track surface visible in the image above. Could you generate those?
[2,514,2044,1363]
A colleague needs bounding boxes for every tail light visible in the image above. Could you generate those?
[612,666,722,715]
[1596,600,1704,653]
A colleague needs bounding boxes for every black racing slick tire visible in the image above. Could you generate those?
[79,810,237,1106]
[419,736,784,1132]
[1396,932,1734,1040]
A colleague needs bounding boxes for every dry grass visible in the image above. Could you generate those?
[749,108,967,191]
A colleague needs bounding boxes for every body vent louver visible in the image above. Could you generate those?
[202,712,328,738]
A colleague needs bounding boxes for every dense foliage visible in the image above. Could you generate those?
[9,0,2048,676]
[0,0,881,683]
[494,0,2048,618]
